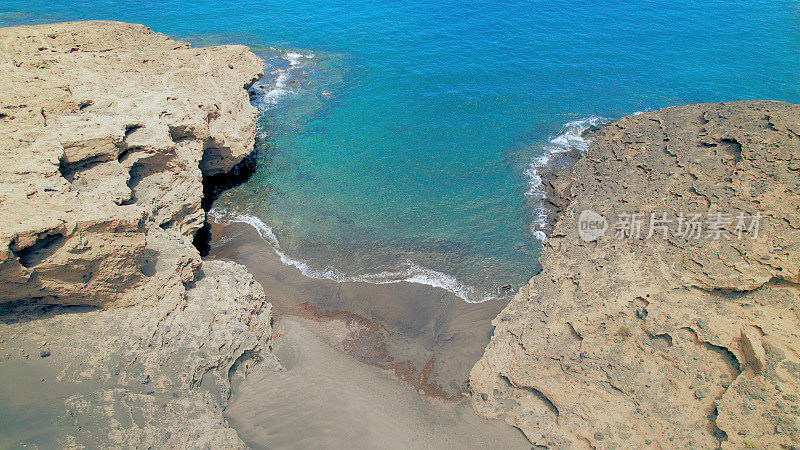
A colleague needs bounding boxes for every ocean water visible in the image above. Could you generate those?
[3,1,798,302]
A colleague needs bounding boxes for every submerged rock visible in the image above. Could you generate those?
[471,100,800,449]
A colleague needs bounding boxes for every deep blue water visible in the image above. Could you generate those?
[3,1,798,301]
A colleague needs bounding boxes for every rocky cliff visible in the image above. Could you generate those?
[471,100,800,448]
[0,20,262,306]
[0,21,273,447]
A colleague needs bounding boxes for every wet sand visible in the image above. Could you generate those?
[207,219,512,398]
[226,317,530,449]
[209,217,531,447]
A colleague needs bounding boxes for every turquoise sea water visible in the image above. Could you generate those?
[3,1,798,301]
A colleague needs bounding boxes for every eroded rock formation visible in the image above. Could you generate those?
[1,260,274,447]
[0,21,272,447]
[471,100,800,448]
[0,20,262,306]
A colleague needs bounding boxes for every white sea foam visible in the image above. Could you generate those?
[208,209,497,303]
[524,116,606,241]
[249,50,315,110]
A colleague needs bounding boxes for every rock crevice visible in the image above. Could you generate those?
[0,21,272,448]
[0,20,263,307]
[471,100,800,449]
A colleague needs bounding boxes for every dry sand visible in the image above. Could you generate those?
[226,317,529,449]
[211,218,530,447]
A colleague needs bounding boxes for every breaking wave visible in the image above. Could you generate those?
[524,116,606,241]
[208,209,497,303]
[249,50,316,110]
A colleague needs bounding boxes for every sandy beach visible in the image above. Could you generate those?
[207,219,512,399]
[227,317,529,448]
[207,217,535,447]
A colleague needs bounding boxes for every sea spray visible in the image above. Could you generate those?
[208,209,498,303]
[248,50,317,110]
[524,116,607,241]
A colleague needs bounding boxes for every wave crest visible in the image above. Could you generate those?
[249,50,316,110]
[208,209,498,303]
[524,116,606,241]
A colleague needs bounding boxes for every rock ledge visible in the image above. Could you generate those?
[471,100,800,449]
[0,20,263,306]
[0,21,272,448]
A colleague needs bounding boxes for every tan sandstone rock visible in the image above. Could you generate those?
[0,21,275,448]
[0,260,275,448]
[471,100,800,449]
[0,21,263,306]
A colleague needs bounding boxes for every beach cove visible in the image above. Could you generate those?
[0,0,799,447]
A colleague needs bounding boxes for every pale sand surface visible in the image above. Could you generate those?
[226,317,529,449]
[0,341,93,448]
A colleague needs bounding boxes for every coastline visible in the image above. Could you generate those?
[471,100,800,448]
[206,218,511,399]
[205,114,611,304]
[199,116,602,414]
[207,209,501,304]
[1,18,798,450]
[0,21,270,447]
[524,116,607,241]
[0,21,526,448]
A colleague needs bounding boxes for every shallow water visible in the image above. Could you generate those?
[3,0,798,301]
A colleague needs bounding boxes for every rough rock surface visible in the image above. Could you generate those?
[0,20,263,306]
[471,100,800,448]
[0,260,274,448]
[0,21,274,447]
